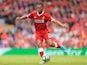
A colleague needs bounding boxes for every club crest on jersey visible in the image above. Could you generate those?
[42,16,44,20]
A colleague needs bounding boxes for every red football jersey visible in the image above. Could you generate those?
[27,11,52,31]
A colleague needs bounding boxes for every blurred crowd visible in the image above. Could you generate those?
[0,0,87,48]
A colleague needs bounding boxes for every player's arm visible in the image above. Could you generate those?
[51,18,67,27]
[16,11,34,20]
[16,15,28,20]
[46,13,67,27]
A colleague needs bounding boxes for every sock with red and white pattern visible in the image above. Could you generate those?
[38,48,44,57]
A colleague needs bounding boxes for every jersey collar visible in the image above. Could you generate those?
[37,11,44,16]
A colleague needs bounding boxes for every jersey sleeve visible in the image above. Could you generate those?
[27,11,35,19]
[45,13,53,21]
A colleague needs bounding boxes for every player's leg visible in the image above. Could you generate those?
[36,40,46,64]
[38,30,50,64]
[45,33,67,52]
[37,40,44,57]
[46,38,67,52]
[35,31,45,57]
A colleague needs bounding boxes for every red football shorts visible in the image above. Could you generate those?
[35,29,51,42]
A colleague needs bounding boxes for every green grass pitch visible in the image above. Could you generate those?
[0,56,86,65]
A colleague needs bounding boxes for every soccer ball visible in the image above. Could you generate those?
[42,54,50,62]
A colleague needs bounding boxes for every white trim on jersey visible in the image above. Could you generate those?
[37,11,44,16]
[27,14,30,18]
[51,17,55,22]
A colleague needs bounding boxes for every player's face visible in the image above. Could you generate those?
[36,5,43,12]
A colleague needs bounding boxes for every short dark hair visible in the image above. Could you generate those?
[36,3,44,7]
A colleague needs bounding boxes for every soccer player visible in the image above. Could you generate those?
[16,3,68,64]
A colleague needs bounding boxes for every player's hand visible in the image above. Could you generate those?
[63,24,68,28]
[16,17,21,20]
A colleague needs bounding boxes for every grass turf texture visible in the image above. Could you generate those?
[0,56,86,65]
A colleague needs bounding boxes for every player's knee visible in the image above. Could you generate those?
[37,40,42,47]
[46,40,53,46]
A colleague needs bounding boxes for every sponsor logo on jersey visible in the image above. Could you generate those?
[34,16,45,23]
[35,19,44,23]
